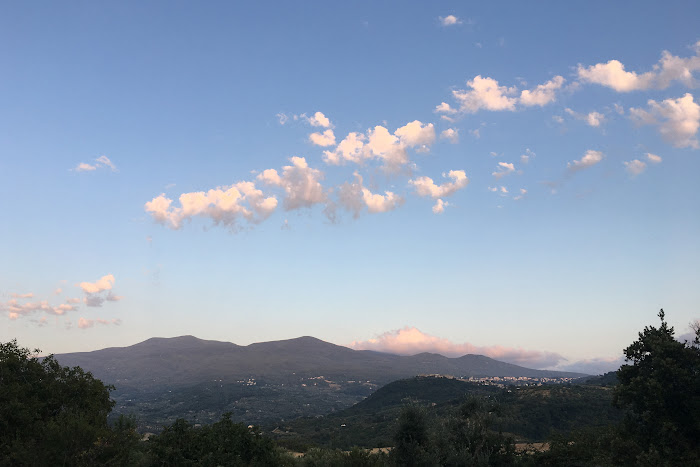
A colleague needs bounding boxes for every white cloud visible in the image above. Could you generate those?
[492,161,515,179]
[324,120,437,173]
[276,113,289,125]
[78,274,123,308]
[1,297,78,319]
[514,188,527,200]
[439,15,461,26]
[432,199,448,214]
[438,75,565,115]
[146,180,278,230]
[73,155,117,173]
[577,60,655,92]
[409,170,469,199]
[451,76,518,112]
[646,153,663,163]
[305,111,332,128]
[520,148,535,164]
[11,292,33,299]
[95,155,117,171]
[565,108,606,127]
[361,187,404,213]
[79,274,115,294]
[78,317,121,330]
[577,43,700,92]
[568,150,605,172]
[258,157,327,210]
[440,128,459,143]
[624,159,647,176]
[519,76,566,107]
[309,129,336,147]
[395,120,436,147]
[629,93,700,149]
[74,162,97,172]
[323,132,368,165]
[350,327,566,369]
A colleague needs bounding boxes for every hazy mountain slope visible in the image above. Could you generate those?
[54,335,583,389]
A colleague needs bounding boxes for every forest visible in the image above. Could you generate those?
[1,311,698,466]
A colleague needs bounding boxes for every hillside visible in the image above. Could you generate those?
[53,335,584,430]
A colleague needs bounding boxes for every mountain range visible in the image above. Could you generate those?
[54,335,584,388]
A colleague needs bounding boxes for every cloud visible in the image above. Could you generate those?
[629,93,700,149]
[74,162,97,172]
[54,288,62,295]
[78,274,123,308]
[309,129,336,147]
[568,150,605,172]
[258,157,327,210]
[276,112,289,125]
[305,111,332,128]
[440,128,459,143]
[79,274,115,294]
[513,188,527,200]
[624,159,647,176]
[439,15,462,26]
[11,292,33,299]
[432,199,448,214]
[324,120,436,173]
[520,148,535,164]
[1,298,77,318]
[646,153,663,163]
[577,60,656,92]
[361,187,404,213]
[437,75,565,115]
[577,42,700,92]
[73,155,117,173]
[146,180,278,230]
[350,327,566,369]
[450,76,518,113]
[565,108,606,127]
[78,317,122,330]
[409,170,469,199]
[519,76,566,107]
[492,162,515,179]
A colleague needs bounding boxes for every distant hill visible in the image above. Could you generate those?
[55,335,584,389]
[274,376,622,450]
[53,335,585,430]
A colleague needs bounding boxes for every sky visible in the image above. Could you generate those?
[1,1,699,374]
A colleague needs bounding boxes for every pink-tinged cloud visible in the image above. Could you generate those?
[553,356,625,375]
[78,317,122,329]
[350,327,566,369]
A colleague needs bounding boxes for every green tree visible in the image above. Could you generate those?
[390,405,432,467]
[0,339,115,466]
[612,309,700,465]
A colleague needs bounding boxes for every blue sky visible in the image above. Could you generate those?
[1,1,699,373]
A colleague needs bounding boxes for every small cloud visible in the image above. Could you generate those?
[492,161,515,179]
[309,129,336,147]
[440,128,459,143]
[74,162,97,172]
[53,288,62,295]
[11,293,33,299]
[624,159,647,176]
[276,113,289,125]
[646,153,662,163]
[305,111,333,128]
[439,15,462,26]
[73,155,117,173]
[565,108,606,127]
[432,199,448,214]
[568,150,605,173]
[513,188,527,200]
[520,148,535,164]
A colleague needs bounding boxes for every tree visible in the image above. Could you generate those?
[0,339,115,466]
[391,405,432,467]
[612,309,700,465]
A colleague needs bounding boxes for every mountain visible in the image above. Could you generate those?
[55,335,583,389]
[53,335,584,430]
